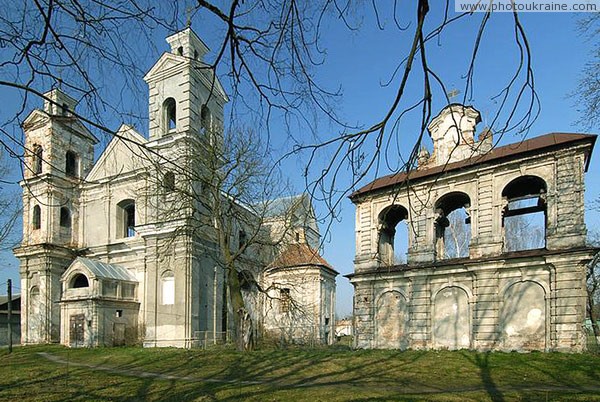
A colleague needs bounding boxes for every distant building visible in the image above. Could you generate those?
[335,319,353,338]
[14,28,336,348]
[0,294,20,346]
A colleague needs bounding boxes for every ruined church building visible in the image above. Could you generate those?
[349,104,597,352]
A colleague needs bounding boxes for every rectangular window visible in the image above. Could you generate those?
[162,277,175,305]
[280,288,291,313]
[122,283,135,299]
[103,281,118,297]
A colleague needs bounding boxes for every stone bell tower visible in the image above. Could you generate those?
[144,27,229,143]
[15,88,98,343]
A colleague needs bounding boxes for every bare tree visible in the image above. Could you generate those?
[0,1,537,226]
[575,13,600,129]
[0,149,20,251]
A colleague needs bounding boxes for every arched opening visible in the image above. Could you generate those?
[201,105,211,133]
[377,205,409,266]
[65,150,79,177]
[163,98,177,133]
[177,46,184,56]
[502,175,547,252]
[29,286,41,341]
[434,192,471,260]
[161,271,174,305]
[163,171,175,192]
[193,49,199,60]
[33,144,43,174]
[117,199,135,238]
[71,273,89,288]
[59,207,71,228]
[32,205,41,230]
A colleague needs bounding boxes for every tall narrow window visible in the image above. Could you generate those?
[32,205,41,230]
[65,150,79,177]
[434,192,471,260]
[377,205,409,266]
[60,207,71,228]
[280,288,291,313]
[238,229,247,251]
[33,144,43,174]
[161,271,175,305]
[201,105,211,133]
[163,171,175,192]
[117,199,135,238]
[177,46,183,56]
[163,98,177,133]
[502,175,547,252]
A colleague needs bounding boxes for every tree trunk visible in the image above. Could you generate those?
[226,264,254,351]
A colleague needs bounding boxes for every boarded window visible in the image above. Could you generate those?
[122,283,135,299]
[103,281,118,297]
[280,288,291,313]
[162,271,175,305]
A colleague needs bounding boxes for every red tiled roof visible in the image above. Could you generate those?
[267,243,337,273]
[350,133,596,200]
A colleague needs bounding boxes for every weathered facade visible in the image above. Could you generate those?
[14,28,336,348]
[349,104,597,352]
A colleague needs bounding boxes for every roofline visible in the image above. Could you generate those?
[266,263,339,276]
[349,132,597,201]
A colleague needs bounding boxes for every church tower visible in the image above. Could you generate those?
[144,28,228,144]
[15,88,98,343]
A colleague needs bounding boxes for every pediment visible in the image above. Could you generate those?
[22,110,49,130]
[86,124,151,181]
[143,53,185,82]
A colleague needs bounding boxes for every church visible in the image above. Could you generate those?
[14,28,337,348]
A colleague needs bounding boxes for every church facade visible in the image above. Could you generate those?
[14,28,336,348]
[349,104,597,352]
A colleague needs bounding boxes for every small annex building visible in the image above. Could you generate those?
[60,258,139,347]
[349,104,597,352]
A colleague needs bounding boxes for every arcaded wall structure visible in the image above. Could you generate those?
[348,104,597,352]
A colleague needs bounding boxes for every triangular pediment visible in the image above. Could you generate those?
[86,124,151,182]
[143,53,185,82]
[22,109,50,129]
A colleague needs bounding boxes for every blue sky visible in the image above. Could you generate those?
[0,6,598,318]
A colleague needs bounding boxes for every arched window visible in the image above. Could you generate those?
[33,144,43,174]
[201,105,211,133]
[161,271,175,305]
[377,205,409,265]
[117,199,135,238]
[71,273,89,288]
[177,46,183,56]
[502,176,547,252]
[163,171,175,192]
[65,150,79,177]
[163,98,177,133]
[32,205,41,230]
[193,49,199,60]
[434,192,471,260]
[60,207,71,228]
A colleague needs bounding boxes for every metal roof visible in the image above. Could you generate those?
[350,133,596,200]
[77,257,137,282]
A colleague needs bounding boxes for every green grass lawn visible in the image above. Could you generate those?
[1,344,600,401]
